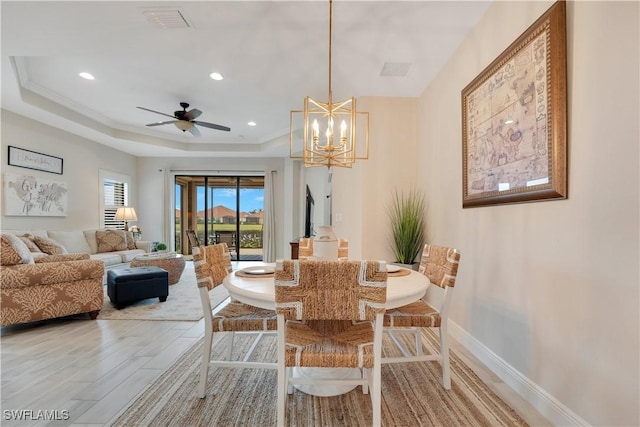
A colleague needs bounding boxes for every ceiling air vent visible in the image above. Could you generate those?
[380,62,412,77]
[143,9,191,29]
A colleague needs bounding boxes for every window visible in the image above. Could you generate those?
[100,170,131,229]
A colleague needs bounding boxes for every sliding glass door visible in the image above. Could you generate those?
[175,175,264,261]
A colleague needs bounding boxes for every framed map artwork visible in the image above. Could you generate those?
[3,172,68,216]
[461,1,567,208]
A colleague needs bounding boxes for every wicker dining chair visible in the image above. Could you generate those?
[382,244,461,389]
[194,243,277,399]
[298,237,349,259]
[274,259,387,426]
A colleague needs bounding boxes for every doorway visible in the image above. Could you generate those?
[175,175,265,261]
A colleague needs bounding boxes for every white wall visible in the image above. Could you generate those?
[1,110,138,231]
[416,1,639,426]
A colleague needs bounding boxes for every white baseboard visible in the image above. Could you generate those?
[448,321,590,426]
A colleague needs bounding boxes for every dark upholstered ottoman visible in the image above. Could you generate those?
[107,267,169,309]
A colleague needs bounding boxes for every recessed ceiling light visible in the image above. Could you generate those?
[248,121,256,126]
[210,72,223,81]
[79,72,95,80]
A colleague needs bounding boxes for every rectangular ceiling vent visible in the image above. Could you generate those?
[380,62,412,77]
[143,9,191,29]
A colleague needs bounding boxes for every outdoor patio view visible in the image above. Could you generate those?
[174,176,264,261]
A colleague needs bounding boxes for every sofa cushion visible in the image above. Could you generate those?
[89,252,125,267]
[32,236,68,255]
[47,230,92,254]
[125,231,137,250]
[1,233,35,265]
[96,230,127,253]
[83,229,100,254]
[17,235,43,253]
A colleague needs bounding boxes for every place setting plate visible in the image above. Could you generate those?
[236,265,276,277]
[386,264,402,273]
[242,266,275,275]
[386,264,412,277]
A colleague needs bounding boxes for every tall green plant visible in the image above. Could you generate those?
[388,188,426,264]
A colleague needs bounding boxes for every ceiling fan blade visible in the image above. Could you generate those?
[146,120,178,127]
[184,108,202,121]
[136,106,176,119]
[188,126,201,137]
[193,120,231,132]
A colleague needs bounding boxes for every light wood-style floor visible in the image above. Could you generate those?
[1,316,551,427]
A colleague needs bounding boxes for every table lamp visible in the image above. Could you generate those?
[115,206,137,231]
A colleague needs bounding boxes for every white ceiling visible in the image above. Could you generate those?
[1,0,491,158]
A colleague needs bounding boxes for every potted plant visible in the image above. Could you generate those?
[156,242,167,253]
[388,188,426,269]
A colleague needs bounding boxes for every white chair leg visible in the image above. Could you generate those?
[371,366,382,427]
[415,327,423,356]
[198,332,213,398]
[440,328,451,389]
[362,368,370,394]
[226,332,235,360]
[277,315,287,426]
[286,367,294,394]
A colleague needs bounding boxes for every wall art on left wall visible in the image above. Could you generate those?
[3,172,68,216]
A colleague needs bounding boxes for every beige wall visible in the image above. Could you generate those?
[332,96,420,260]
[417,1,638,426]
[1,110,138,231]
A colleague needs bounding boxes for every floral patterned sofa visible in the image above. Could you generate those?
[0,233,105,326]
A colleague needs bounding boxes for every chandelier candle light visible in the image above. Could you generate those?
[290,0,369,168]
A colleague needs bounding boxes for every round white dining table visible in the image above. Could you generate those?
[223,262,430,396]
[223,262,430,311]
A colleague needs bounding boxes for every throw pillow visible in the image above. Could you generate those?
[1,233,35,265]
[18,235,43,253]
[96,230,127,253]
[32,235,68,255]
[125,231,137,250]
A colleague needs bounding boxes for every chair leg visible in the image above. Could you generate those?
[277,315,286,426]
[198,332,214,398]
[440,327,451,389]
[226,332,235,360]
[415,327,423,356]
[362,368,370,394]
[371,365,382,427]
[286,367,294,394]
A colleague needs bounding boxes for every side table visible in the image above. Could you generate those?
[130,252,186,285]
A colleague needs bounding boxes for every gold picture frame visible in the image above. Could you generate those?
[462,1,567,208]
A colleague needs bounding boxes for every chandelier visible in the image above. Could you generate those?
[290,0,369,168]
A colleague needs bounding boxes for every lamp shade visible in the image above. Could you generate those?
[115,207,137,222]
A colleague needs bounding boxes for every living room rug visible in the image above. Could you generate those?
[113,328,528,426]
[99,263,229,321]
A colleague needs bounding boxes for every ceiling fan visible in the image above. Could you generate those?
[136,102,231,136]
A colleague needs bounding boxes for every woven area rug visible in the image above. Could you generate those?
[113,328,528,426]
[98,263,229,321]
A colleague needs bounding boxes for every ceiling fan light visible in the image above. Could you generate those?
[174,120,194,131]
